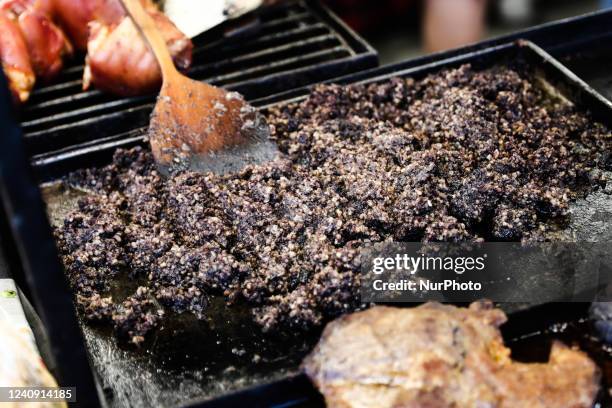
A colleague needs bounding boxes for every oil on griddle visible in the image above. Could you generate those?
[44,62,612,407]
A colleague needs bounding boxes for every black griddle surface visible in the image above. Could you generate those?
[35,41,612,407]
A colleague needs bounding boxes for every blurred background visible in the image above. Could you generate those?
[323,0,605,64]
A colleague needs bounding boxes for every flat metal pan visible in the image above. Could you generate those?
[550,32,612,103]
[21,41,612,407]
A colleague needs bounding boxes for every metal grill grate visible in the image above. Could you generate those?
[20,0,377,156]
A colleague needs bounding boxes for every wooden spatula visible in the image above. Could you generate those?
[121,0,278,175]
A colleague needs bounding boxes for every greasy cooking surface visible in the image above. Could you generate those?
[302,302,600,408]
[52,64,611,346]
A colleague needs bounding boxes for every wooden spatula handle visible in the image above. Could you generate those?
[120,0,178,80]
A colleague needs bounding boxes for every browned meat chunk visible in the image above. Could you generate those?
[2,0,73,81]
[302,302,600,408]
[51,0,192,96]
[0,11,34,103]
[51,0,110,50]
[82,0,192,96]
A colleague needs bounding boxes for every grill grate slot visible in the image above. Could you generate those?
[24,26,334,122]
[190,35,343,77]
[20,0,377,156]
[212,48,351,85]
[192,24,329,60]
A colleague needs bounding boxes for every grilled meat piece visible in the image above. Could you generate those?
[52,0,192,95]
[303,302,600,408]
[0,12,35,103]
[83,0,192,96]
[2,0,72,81]
[1,0,191,100]
[51,0,116,50]
[16,10,72,79]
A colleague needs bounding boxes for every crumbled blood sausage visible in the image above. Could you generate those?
[112,287,164,345]
[55,65,611,342]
